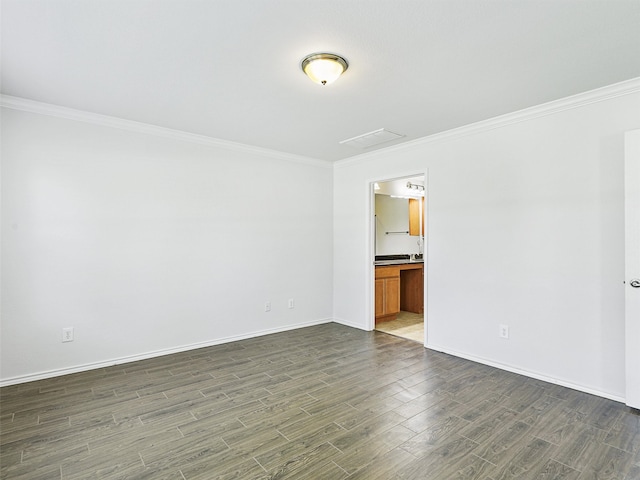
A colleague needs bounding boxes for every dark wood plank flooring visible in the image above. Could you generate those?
[1,323,639,479]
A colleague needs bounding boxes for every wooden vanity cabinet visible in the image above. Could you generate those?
[375,263,423,323]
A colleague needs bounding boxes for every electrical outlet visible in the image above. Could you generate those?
[499,324,509,339]
[62,327,74,342]
[264,302,271,312]
[288,298,295,309]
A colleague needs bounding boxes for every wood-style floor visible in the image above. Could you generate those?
[1,323,639,479]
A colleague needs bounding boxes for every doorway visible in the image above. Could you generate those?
[371,174,426,344]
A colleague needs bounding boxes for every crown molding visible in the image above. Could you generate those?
[335,77,640,168]
[4,77,638,170]
[0,95,331,169]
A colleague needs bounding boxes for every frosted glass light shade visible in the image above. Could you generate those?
[301,53,348,85]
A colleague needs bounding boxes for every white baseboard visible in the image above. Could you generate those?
[426,342,626,404]
[333,317,370,331]
[3,321,625,406]
[0,318,333,387]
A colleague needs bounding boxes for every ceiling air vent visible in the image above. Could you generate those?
[339,128,405,149]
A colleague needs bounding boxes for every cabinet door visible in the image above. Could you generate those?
[408,197,425,236]
[375,278,385,317]
[384,277,400,315]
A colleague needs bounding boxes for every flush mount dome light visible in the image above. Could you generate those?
[301,53,348,85]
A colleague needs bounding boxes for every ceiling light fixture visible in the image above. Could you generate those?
[301,53,348,85]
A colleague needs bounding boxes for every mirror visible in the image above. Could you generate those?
[374,176,424,256]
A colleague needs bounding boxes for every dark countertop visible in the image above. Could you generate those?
[374,259,424,266]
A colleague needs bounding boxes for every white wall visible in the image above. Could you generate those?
[333,84,640,400]
[0,107,333,384]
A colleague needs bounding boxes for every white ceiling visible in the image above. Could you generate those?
[2,0,639,162]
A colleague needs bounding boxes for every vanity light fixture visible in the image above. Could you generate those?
[406,182,425,196]
[301,53,348,85]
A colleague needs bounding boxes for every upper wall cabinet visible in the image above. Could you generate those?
[408,197,424,236]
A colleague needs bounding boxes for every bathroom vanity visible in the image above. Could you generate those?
[374,260,424,323]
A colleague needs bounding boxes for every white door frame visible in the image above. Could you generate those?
[367,172,428,345]
[625,129,640,409]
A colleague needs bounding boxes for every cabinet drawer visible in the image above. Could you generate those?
[375,265,400,279]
